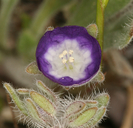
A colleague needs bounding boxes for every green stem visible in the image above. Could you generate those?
[96,0,109,50]
[96,0,104,50]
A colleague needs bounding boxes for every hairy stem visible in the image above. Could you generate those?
[6,93,18,128]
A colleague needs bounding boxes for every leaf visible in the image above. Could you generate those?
[66,0,132,49]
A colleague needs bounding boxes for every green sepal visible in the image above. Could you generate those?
[87,106,106,127]
[69,107,97,127]
[36,80,56,103]
[66,101,86,117]
[92,71,105,83]
[85,100,98,108]
[16,88,29,95]
[3,83,27,115]
[25,61,41,75]
[25,98,42,121]
[94,93,110,107]
[30,91,56,116]
[86,24,98,38]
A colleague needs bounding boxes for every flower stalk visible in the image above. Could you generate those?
[96,0,109,50]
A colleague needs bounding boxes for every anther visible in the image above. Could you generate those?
[69,57,74,63]
[62,59,67,64]
[62,50,68,55]
[59,54,64,58]
[69,50,73,55]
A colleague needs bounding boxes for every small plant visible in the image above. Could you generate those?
[2,0,133,128]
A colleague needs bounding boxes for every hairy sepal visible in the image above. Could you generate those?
[94,93,110,107]
[36,80,57,103]
[16,88,29,95]
[30,91,56,116]
[25,61,41,75]
[69,107,98,127]
[86,24,98,38]
[65,100,86,117]
[92,71,105,83]
[87,106,107,127]
[3,83,27,115]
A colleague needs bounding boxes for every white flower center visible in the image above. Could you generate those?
[44,39,92,80]
[59,50,74,69]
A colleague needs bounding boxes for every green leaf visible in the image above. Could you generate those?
[104,0,132,49]
[66,0,132,50]
[67,1,97,26]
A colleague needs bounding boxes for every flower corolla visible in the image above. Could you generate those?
[36,26,101,86]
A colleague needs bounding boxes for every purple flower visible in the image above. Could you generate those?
[36,26,101,87]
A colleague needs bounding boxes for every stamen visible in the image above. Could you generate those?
[62,59,67,64]
[62,50,68,56]
[69,57,74,63]
[59,54,64,58]
[69,50,73,55]
[59,50,74,69]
